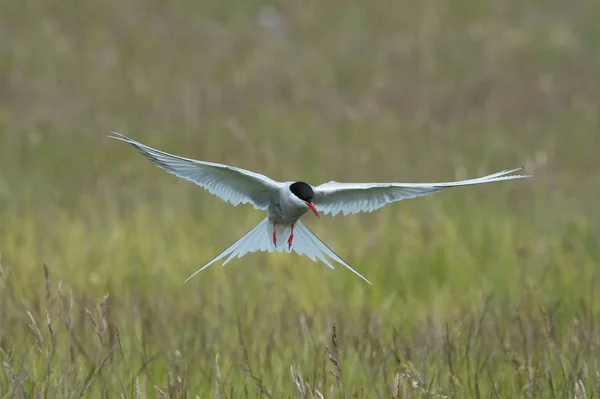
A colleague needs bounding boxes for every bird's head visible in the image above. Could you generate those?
[290,181,319,218]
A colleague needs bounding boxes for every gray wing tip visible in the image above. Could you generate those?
[505,166,535,176]
[503,166,535,179]
[107,131,132,142]
[520,167,536,178]
[511,166,534,177]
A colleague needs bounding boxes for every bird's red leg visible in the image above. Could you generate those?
[287,223,295,249]
[272,220,277,246]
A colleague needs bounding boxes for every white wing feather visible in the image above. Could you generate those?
[313,168,533,216]
[108,132,281,210]
[185,218,371,284]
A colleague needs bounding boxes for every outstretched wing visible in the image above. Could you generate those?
[313,168,533,217]
[108,132,281,210]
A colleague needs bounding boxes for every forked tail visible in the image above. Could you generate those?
[185,218,371,284]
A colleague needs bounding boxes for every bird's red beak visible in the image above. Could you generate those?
[306,202,320,218]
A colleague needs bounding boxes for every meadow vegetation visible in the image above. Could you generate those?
[1,0,599,397]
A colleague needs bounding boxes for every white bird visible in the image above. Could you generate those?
[108,132,533,284]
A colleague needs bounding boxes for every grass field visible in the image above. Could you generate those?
[1,0,600,397]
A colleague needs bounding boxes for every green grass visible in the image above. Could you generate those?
[1,0,599,397]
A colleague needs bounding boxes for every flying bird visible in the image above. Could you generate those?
[108,132,533,284]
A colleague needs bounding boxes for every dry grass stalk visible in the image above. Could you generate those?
[154,384,170,398]
[325,323,345,398]
[26,310,43,352]
[393,367,449,399]
[79,345,116,398]
[215,353,222,399]
[290,365,306,399]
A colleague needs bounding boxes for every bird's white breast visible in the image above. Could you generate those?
[268,183,310,224]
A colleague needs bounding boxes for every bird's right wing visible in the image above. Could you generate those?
[108,132,281,210]
[313,168,533,217]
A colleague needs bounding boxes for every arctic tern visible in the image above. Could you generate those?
[108,132,533,284]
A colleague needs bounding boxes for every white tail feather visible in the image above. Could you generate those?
[185,218,371,284]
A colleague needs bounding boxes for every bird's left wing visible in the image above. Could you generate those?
[108,132,281,210]
[313,168,533,217]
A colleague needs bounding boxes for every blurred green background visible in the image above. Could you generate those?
[1,0,599,397]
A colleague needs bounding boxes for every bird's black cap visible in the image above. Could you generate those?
[290,182,314,203]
